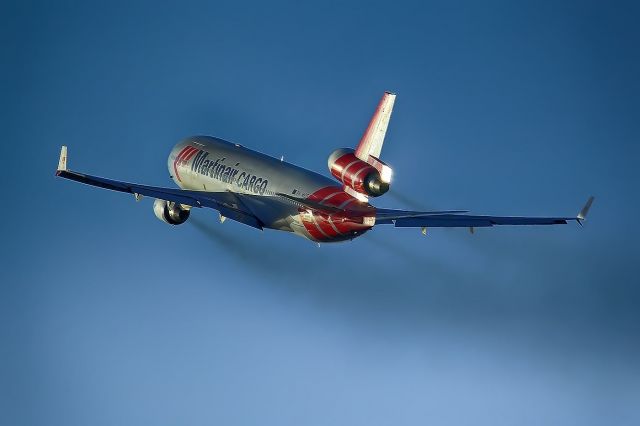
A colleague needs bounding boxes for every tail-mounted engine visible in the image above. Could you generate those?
[153,199,191,225]
[328,148,391,197]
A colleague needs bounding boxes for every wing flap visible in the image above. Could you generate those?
[215,203,263,229]
[375,207,469,220]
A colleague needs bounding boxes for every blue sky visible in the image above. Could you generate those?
[2,1,639,425]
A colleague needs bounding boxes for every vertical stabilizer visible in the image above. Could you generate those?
[355,91,396,161]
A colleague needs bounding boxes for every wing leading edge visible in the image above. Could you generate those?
[55,146,264,229]
[376,197,594,229]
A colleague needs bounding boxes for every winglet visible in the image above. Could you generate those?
[577,196,595,225]
[57,146,68,173]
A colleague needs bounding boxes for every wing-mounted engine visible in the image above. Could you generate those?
[153,199,191,225]
[328,148,391,197]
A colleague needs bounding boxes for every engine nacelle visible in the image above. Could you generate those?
[153,199,191,225]
[328,148,390,197]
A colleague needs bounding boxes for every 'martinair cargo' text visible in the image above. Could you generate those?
[190,150,269,195]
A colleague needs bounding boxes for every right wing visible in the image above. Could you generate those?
[376,197,594,228]
[55,146,264,229]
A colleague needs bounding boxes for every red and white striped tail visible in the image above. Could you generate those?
[355,91,396,161]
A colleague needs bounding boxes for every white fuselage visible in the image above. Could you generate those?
[168,136,374,241]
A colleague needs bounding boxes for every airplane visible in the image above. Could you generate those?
[55,91,594,243]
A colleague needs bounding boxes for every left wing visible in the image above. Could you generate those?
[376,196,594,228]
[55,146,264,229]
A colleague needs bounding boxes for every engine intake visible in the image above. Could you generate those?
[328,148,390,197]
[153,199,191,225]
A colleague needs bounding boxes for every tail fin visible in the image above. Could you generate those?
[355,91,396,161]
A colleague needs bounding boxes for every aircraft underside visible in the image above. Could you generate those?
[55,92,593,244]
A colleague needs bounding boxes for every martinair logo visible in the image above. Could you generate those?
[173,146,199,182]
[173,146,269,195]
